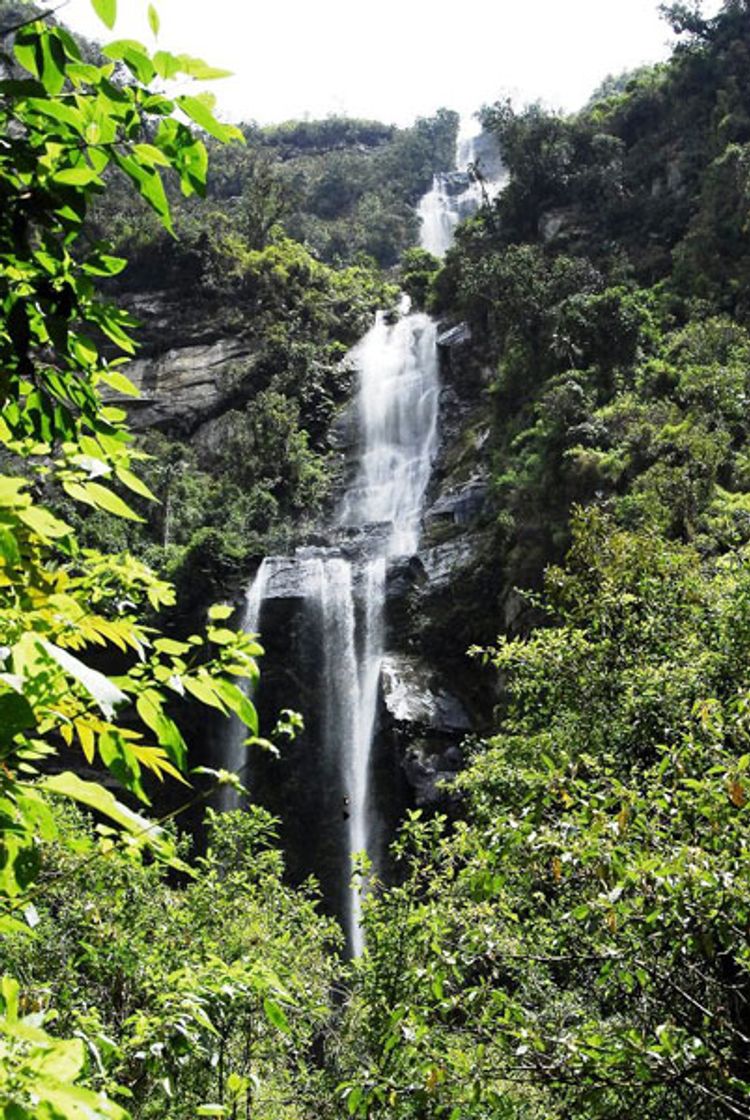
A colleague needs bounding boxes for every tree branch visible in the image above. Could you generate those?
[0,3,69,38]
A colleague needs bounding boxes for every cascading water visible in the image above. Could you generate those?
[219,557,271,812]
[338,303,440,556]
[418,125,506,258]
[223,123,500,955]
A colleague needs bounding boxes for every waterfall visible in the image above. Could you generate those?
[338,304,440,556]
[219,558,271,811]
[222,123,500,955]
[418,124,506,258]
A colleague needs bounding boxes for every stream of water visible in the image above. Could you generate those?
[223,127,497,955]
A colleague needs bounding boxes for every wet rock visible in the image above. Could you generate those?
[424,477,488,528]
[418,535,484,590]
[378,653,470,808]
[262,558,312,602]
[380,654,470,734]
[385,554,426,600]
[402,740,463,808]
[437,321,471,349]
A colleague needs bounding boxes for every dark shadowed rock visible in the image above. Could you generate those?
[425,477,488,528]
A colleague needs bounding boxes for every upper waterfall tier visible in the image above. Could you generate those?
[337,307,439,557]
[418,127,506,257]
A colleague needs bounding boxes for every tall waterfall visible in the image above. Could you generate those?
[224,124,498,955]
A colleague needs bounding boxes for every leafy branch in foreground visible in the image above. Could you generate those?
[0,6,283,1118]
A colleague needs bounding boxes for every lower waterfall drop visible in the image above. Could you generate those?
[219,557,271,812]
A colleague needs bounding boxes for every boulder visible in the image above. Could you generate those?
[380,654,470,734]
[378,653,470,808]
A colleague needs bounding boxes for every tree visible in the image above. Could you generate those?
[0,5,273,1116]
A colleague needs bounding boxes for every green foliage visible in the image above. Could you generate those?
[1,805,339,1118]
[0,7,282,1116]
[398,247,441,309]
[335,513,750,1118]
[92,108,460,275]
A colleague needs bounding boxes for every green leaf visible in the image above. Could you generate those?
[66,480,144,522]
[183,675,227,713]
[115,466,156,501]
[99,368,140,397]
[35,1037,85,1083]
[41,772,173,855]
[91,0,117,29]
[148,3,160,35]
[263,998,290,1034]
[176,54,232,80]
[152,50,182,80]
[133,142,171,168]
[26,98,85,134]
[0,693,35,746]
[53,166,103,187]
[0,475,28,506]
[14,29,42,78]
[113,152,173,233]
[208,603,234,621]
[214,680,258,734]
[82,253,127,278]
[177,95,243,143]
[16,505,71,542]
[136,691,187,769]
[102,39,155,83]
[0,527,21,567]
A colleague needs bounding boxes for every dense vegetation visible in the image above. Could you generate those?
[65,100,458,613]
[93,106,459,282]
[3,0,750,1118]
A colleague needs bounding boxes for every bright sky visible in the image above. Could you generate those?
[60,0,725,127]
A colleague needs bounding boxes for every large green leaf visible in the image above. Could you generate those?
[177,95,243,143]
[40,772,174,858]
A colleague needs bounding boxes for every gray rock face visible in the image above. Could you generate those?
[379,653,469,807]
[380,654,470,732]
[425,477,488,528]
[262,558,312,602]
[123,338,260,433]
[417,535,485,590]
[402,741,463,808]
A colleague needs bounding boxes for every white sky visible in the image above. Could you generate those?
[60,0,725,127]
